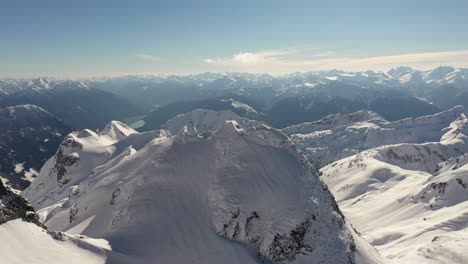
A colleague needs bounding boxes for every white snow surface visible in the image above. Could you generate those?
[23,115,383,264]
[0,219,106,264]
[285,106,466,168]
[315,108,468,263]
[163,109,264,135]
[101,120,137,141]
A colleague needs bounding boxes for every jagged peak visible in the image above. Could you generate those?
[101,120,137,141]
[387,66,414,77]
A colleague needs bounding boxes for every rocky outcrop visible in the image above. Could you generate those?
[0,180,44,228]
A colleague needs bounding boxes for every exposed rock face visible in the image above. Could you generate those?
[54,148,80,184]
[0,180,44,228]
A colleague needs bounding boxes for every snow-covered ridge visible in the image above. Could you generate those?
[314,107,468,263]
[283,110,383,135]
[220,98,259,115]
[23,116,384,263]
[2,66,467,97]
[163,109,264,135]
[3,104,58,123]
[285,106,466,168]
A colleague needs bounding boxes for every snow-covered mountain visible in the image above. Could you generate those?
[23,117,383,263]
[87,66,467,96]
[0,104,70,190]
[290,108,468,263]
[283,110,383,135]
[284,106,466,168]
[140,95,263,131]
[2,66,467,263]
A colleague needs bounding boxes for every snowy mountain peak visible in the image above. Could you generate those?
[33,77,52,87]
[426,66,456,80]
[24,77,55,91]
[387,66,414,77]
[22,113,383,263]
[101,120,137,141]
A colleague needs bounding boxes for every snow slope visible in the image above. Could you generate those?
[24,115,383,264]
[0,219,107,264]
[283,110,383,135]
[0,177,107,264]
[285,106,465,168]
[319,110,468,263]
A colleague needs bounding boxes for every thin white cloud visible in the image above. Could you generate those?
[203,49,468,73]
[203,50,297,66]
[136,53,160,62]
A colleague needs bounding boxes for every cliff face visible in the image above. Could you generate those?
[0,180,44,228]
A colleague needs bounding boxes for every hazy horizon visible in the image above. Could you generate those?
[2,0,468,78]
[1,64,466,80]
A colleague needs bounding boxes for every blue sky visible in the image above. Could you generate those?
[1,0,468,77]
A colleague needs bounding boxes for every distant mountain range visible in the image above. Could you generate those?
[0,78,143,130]
[1,67,467,130]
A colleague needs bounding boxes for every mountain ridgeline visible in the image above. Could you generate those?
[1,66,467,131]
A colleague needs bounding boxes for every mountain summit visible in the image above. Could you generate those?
[23,117,383,263]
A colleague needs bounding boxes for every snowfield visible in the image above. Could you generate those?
[0,219,107,264]
[284,106,465,168]
[23,115,383,263]
[317,107,468,263]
